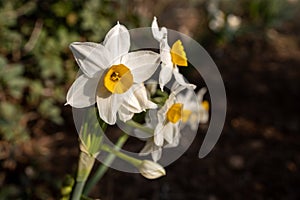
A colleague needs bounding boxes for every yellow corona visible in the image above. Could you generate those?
[104,64,133,94]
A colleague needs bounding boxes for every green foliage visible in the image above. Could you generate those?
[0,0,140,144]
[80,107,105,156]
[0,185,22,200]
[60,175,75,200]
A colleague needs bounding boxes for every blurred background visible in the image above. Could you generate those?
[0,0,299,199]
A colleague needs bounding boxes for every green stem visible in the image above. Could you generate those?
[100,144,142,167]
[71,151,95,200]
[72,107,105,199]
[72,181,85,200]
[83,133,129,195]
[126,120,154,135]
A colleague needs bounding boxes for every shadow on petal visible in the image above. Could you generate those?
[97,69,111,98]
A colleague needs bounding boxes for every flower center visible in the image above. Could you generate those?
[201,100,209,111]
[166,103,183,123]
[170,40,188,67]
[110,72,121,81]
[104,64,133,94]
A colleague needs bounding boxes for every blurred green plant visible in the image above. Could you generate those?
[0,0,139,144]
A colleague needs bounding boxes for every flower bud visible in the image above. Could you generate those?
[138,160,166,179]
[146,79,158,96]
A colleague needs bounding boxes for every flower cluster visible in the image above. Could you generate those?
[66,17,209,179]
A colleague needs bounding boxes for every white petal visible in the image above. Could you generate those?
[173,68,196,90]
[199,109,209,123]
[139,140,154,155]
[159,63,173,91]
[183,89,194,104]
[165,124,180,148]
[172,124,181,146]
[160,41,172,64]
[121,87,143,113]
[176,93,186,105]
[118,105,134,122]
[157,93,175,123]
[121,51,160,83]
[65,74,99,108]
[121,85,157,114]
[156,106,166,125]
[151,17,168,42]
[189,117,199,131]
[163,123,174,144]
[151,146,162,162]
[131,84,157,110]
[103,22,130,63]
[170,82,187,95]
[96,93,124,125]
[197,87,207,102]
[69,42,111,77]
[147,109,159,126]
[154,123,164,146]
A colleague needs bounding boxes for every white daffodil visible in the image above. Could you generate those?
[138,84,189,162]
[66,22,160,125]
[177,87,209,131]
[151,17,196,91]
[138,84,209,162]
[153,84,186,148]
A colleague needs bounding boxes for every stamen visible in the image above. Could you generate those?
[110,72,120,81]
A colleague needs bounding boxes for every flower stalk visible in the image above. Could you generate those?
[83,133,129,195]
[71,151,95,200]
[100,142,166,179]
[126,120,154,135]
[100,144,142,167]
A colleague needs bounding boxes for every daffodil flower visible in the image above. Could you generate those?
[138,85,209,162]
[138,84,189,162]
[153,85,185,148]
[66,22,160,125]
[151,17,196,91]
[177,87,209,131]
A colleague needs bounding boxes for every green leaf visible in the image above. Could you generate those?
[0,101,19,120]
[38,99,63,124]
